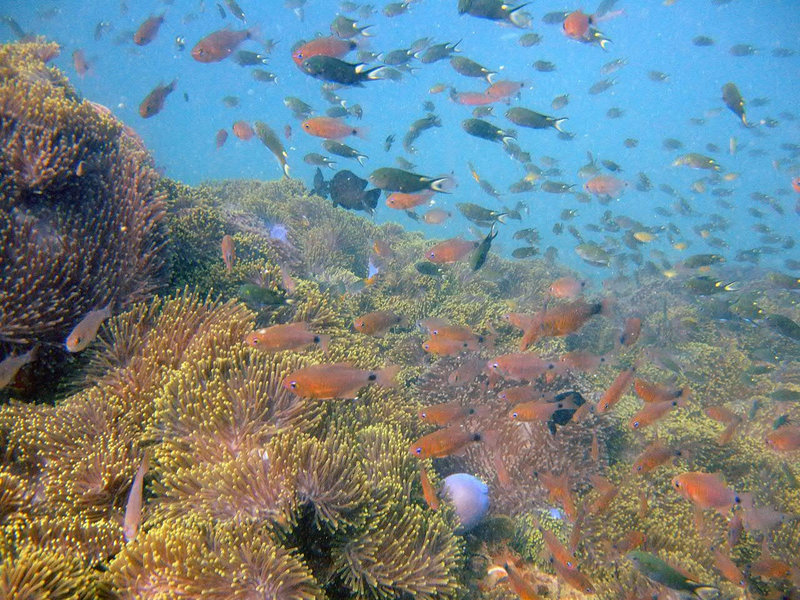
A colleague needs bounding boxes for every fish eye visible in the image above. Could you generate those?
[297,52,303,59]
[420,412,427,418]
[632,420,640,428]
[511,412,518,419]
[673,480,681,488]
[429,252,435,258]
[290,381,297,389]
[414,447,422,455]
[252,339,259,344]
[492,362,499,369]
[313,336,320,343]
[635,464,643,472]
[423,343,430,350]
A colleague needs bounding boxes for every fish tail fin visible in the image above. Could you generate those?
[508,3,530,27]
[282,162,291,178]
[692,585,719,599]
[366,66,392,80]
[599,297,615,318]
[317,334,331,354]
[356,154,368,166]
[496,213,507,224]
[246,25,263,44]
[723,281,740,292]
[376,364,401,388]
[359,25,374,37]
[354,125,369,140]
[431,174,457,193]
[553,117,568,133]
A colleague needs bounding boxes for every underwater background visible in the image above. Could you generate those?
[0,0,799,599]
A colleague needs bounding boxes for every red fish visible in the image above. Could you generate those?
[215,128,228,148]
[520,299,609,349]
[537,471,576,521]
[426,238,478,263]
[485,79,524,100]
[792,176,800,193]
[450,91,498,106]
[584,175,628,198]
[766,425,800,451]
[540,527,577,569]
[232,120,255,140]
[283,363,399,399]
[597,366,635,413]
[244,322,329,353]
[548,276,585,299]
[292,36,357,68]
[559,350,608,372]
[220,234,235,271]
[487,353,561,381]
[619,317,642,346]
[139,80,176,118]
[410,427,481,458]
[302,116,365,140]
[192,27,257,63]
[134,13,164,46]
[353,310,405,336]
[420,464,439,510]
[672,471,739,513]
[72,49,91,77]
[630,398,682,429]
[386,190,434,210]
[551,556,595,594]
[562,10,592,40]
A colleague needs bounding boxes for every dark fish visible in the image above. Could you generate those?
[330,14,372,38]
[300,56,386,86]
[384,134,395,151]
[419,40,461,64]
[505,107,567,132]
[462,118,516,143]
[312,167,330,197]
[692,35,714,46]
[765,314,800,341]
[729,43,757,57]
[685,276,738,295]
[533,60,557,72]
[547,391,584,434]
[225,0,246,22]
[519,33,542,46]
[233,50,269,66]
[323,140,368,165]
[254,121,290,177]
[415,261,443,276]
[589,78,616,95]
[369,167,455,193]
[458,0,531,27]
[470,223,498,271]
[512,246,538,259]
[457,202,506,224]
[450,56,495,80]
[404,114,442,153]
[722,82,748,126]
[139,80,176,118]
[329,170,381,214]
[304,153,336,169]
[252,69,278,83]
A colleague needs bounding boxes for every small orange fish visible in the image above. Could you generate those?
[671,471,739,513]
[420,464,439,510]
[793,176,800,193]
[717,419,740,446]
[423,208,451,225]
[410,427,481,459]
[447,357,484,386]
[192,27,258,63]
[504,561,542,600]
[373,239,393,257]
[66,305,112,352]
[72,48,91,77]
[422,336,475,356]
[451,91,498,106]
[633,378,687,403]
[520,299,609,349]
[302,116,365,140]
[548,276,585,299]
[134,13,165,45]
[232,120,255,140]
[386,190,434,210]
[559,350,607,372]
[139,80,176,118]
[619,317,642,346]
[283,363,399,399]
[509,399,574,422]
[419,401,483,426]
[597,366,635,413]
[711,546,746,588]
[551,558,595,595]
[613,530,646,553]
[425,237,478,264]
[632,440,682,474]
[497,384,549,404]
[766,425,800,451]
[562,10,591,40]
[630,398,682,429]
[245,322,329,353]
[590,432,600,462]
[291,36,356,68]
[353,310,405,336]
[502,312,538,331]
[215,128,228,148]
[122,450,150,542]
[587,474,618,516]
[584,175,628,198]
[540,527,577,569]
[221,234,235,271]
[537,471,576,521]
[485,79,524,100]
[704,405,738,424]
[487,353,561,381]
[0,347,36,390]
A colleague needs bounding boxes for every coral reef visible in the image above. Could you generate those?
[0,40,165,397]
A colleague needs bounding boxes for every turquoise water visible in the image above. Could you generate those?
[3,0,798,276]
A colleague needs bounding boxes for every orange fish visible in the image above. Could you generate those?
[353,310,405,336]
[711,546,746,588]
[420,464,439,510]
[509,398,575,422]
[291,36,357,68]
[386,190,435,210]
[551,558,595,595]
[619,317,642,346]
[562,10,591,40]
[419,401,484,426]
[423,208,451,224]
[447,357,485,386]
[373,239,393,257]
[537,471,576,521]
[122,450,150,542]
[0,347,36,390]
[597,366,636,413]
[133,13,164,45]
[613,530,646,553]
[559,350,608,372]
[139,80,176,118]
[72,49,91,77]
[630,398,682,429]
[705,405,738,424]
[540,527,577,569]
[487,353,561,381]
[192,27,257,63]
[502,312,538,331]
[497,384,549,404]
[766,425,800,451]
[587,474,618,516]
[426,237,478,263]
[504,561,541,600]
[422,336,475,356]
[220,234,235,271]
[792,176,800,193]
[301,116,365,140]
[66,305,112,352]
[590,432,600,462]
[245,322,329,353]
[632,440,682,474]
[584,175,628,198]
[450,91,499,106]
[283,363,399,399]
[548,276,585,299]
[232,120,255,140]
[430,324,484,345]
[671,471,739,513]
[633,378,687,403]
[485,79,524,100]
[520,299,609,349]
[410,427,481,458]
[215,128,228,148]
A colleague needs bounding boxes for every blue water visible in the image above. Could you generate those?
[4,0,798,276]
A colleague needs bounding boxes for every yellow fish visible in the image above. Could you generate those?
[634,232,656,243]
